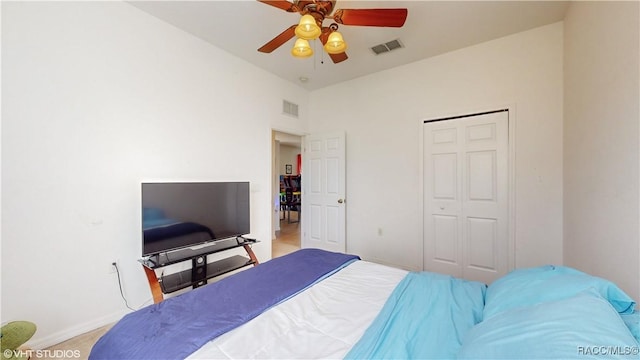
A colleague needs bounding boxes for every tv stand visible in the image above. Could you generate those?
[139,238,259,303]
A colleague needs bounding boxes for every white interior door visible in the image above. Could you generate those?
[302,132,346,253]
[423,111,509,284]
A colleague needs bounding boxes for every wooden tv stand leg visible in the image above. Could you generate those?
[243,244,259,266]
[142,265,164,304]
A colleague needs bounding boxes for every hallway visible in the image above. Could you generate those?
[272,212,300,258]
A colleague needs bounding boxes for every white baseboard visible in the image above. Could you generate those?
[26,310,127,350]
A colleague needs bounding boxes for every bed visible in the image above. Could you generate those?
[90,249,640,359]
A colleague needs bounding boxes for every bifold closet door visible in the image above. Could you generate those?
[423,111,509,284]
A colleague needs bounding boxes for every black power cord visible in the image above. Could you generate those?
[113,262,136,311]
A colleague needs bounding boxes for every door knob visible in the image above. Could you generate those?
[338,199,344,204]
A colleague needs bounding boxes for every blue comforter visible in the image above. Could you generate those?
[345,271,486,359]
[89,249,359,360]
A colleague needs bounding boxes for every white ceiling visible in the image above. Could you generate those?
[129,1,569,90]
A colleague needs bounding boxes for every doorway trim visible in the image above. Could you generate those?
[419,104,517,274]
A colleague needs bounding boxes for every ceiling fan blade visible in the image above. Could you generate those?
[258,25,297,53]
[333,8,408,27]
[328,52,348,64]
[320,29,348,64]
[257,1,298,12]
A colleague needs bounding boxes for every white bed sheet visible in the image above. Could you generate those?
[187,260,408,359]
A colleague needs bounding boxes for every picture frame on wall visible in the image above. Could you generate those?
[285,164,292,174]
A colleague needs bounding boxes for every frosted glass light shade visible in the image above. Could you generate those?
[291,38,313,58]
[295,15,321,40]
[324,31,347,54]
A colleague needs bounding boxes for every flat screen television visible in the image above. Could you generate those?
[141,182,250,256]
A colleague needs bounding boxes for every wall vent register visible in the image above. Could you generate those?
[283,100,299,118]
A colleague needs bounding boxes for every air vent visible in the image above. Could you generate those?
[371,39,404,55]
[282,100,299,118]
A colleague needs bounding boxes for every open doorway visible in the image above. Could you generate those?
[272,131,302,258]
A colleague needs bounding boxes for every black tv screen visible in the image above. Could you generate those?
[141,182,250,256]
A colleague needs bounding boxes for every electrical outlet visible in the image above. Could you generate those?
[109,260,118,274]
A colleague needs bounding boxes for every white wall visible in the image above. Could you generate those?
[563,1,640,302]
[309,23,564,272]
[279,144,301,176]
[2,1,308,347]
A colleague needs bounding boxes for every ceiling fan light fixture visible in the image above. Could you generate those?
[291,38,313,58]
[295,14,321,40]
[324,31,347,54]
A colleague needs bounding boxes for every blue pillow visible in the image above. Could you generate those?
[458,290,639,359]
[484,265,635,319]
[620,312,640,343]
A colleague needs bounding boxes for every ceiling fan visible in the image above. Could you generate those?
[257,0,408,63]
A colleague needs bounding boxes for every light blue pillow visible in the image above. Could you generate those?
[620,312,640,342]
[458,290,640,359]
[484,265,635,319]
